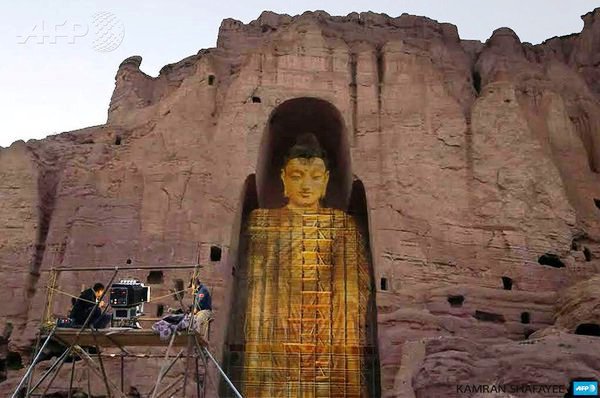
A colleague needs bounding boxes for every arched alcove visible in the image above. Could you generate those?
[223,98,380,397]
[348,178,381,395]
[256,97,352,209]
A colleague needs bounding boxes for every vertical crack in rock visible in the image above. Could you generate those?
[26,163,60,301]
[349,51,358,139]
[375,44,385,116]
[465,123,474,210]
[465,51,480,216]
[375,44,385,189]
[327,47,334,90]
[258,52,264,86]
[472,69,482,95]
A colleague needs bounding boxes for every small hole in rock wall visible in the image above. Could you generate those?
[380,278,388,291]
[210,246,222,262]
[147,271,164,284]
[575,323,600,337]
[502,276,513,290]
[447,295,464,307]
[583,247,592,262]
[538,253,565,268]
[520,312,530,324]
[156,304,165,317]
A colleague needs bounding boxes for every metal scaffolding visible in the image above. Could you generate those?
[12,265,243,398]
[225,208,378,398]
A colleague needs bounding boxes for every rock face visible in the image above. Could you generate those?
[1,8,600,397]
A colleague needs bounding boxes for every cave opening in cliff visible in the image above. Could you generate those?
[594,198,600,210]
[571,239,579,250]
[146,270,164,284]
[575,323,600,337]
[224,97,380,397]
[583,247,592,261]
[448,295,464,307]
[537,253,565,268]
[6,352,23,370]
[520,312,530,324]
[380,277,388,291]
[502,276,513,290]
[208,74,215,85]
[210,245,222,261]
[115,135,122,145]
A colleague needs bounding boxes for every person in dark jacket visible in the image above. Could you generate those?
[70,283,111,329]
[191,279,213,336]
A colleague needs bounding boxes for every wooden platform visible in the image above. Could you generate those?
[50,328,207,349]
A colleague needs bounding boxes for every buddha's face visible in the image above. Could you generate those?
[281,157,329,209]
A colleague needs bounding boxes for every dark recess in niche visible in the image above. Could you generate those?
[575,323,600,337]
[447,295,464,307]
[156,304,165,317]
[6,352,23,370]
[583,247,592,262]
[571,240,579,251]
[115,135,122,145]
[502,276,513,290]
[380,278,388,291]
[472,70,482,94]
[173,279,185,300]
[252,96,261,103]
[474,310,505,323]
[524,329,535,339]
[538,253,565,268]
[520,312,530,324]
[147,271,164,284]
[594,198,600,209]
[210,246,222,262]
[126,259,132,265]
[208,75,215,85]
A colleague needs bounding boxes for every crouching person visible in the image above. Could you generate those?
[70,283,111,329]
[192,279,213,338]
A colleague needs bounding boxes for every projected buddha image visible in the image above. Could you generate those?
[226,132,378,397]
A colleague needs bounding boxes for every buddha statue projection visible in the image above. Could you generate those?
[225,133,378,397]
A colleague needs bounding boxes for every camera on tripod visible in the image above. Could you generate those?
[109,279,150,328]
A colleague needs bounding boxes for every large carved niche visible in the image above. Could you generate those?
[222,97,380,397]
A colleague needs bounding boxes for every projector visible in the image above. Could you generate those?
[110,279,150,308]
[109,279,150,326]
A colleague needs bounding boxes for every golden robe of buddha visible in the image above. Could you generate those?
[232,134,375,397]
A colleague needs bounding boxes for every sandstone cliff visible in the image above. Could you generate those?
[1,8,600,397]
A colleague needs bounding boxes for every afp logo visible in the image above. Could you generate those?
[572,380,599,396]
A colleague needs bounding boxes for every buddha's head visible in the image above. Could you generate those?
[281,133,329,209]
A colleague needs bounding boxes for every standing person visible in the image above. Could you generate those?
[70,283,111,329]
[192,279,213,337]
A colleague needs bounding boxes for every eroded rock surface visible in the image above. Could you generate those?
[1,8,600,397]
